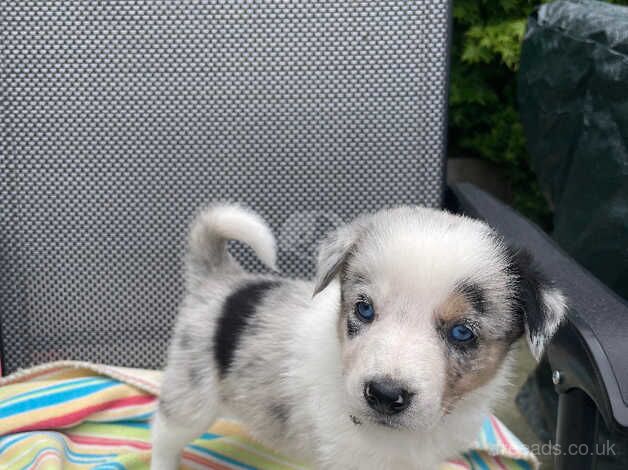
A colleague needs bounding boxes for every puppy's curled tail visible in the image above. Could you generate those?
[187,204,277,279]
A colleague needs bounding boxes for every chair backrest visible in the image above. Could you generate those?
[1,1,451,374]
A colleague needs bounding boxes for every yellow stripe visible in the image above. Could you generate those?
[33,368,97,382]
[210,419,254,438]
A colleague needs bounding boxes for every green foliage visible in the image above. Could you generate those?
[462,20,526,69]
[449,0,628,227]
[449,0,549,226]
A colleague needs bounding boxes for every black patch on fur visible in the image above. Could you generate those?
[214,280,280,377]
[506,247,547,342]
[269,403,290,425]
[458,283,487,314]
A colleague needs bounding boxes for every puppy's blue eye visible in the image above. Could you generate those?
[355,301,375,322]
[449,324,475,343]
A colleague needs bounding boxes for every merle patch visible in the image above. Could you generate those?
[458,283,487,315]
[269,403,290,425]
[347,316,361,337]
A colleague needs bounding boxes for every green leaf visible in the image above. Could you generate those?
[462,19,526,70]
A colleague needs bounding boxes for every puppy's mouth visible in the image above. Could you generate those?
[349,414,405,430]
[372,418,401,429]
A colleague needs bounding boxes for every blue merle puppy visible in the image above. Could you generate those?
[151,204,566,469]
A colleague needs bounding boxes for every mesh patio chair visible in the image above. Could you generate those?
[2,2,627,469]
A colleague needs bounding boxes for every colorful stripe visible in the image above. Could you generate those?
[0,361,539,469]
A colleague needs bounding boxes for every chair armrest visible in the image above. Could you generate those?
[447,182,628,434]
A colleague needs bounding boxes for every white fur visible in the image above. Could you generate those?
[189,204,277,271]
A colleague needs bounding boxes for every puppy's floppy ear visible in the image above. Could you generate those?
[312,223,359,296]
[509,247,568,361]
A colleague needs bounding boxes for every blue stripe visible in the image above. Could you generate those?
[88,410,154,424]
[0,377,104,409]
[92,464,126,470]
[469,450,490,470]
[124,410,154,421]
[481,420,532,470]
[462,454,474,468]
[2,431,116,465]
[0,433,31,453]
[0,380,118,418]
[188,443,257,469]
[482,418,498,448]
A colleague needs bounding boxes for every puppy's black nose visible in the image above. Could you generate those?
[364,380,412,415]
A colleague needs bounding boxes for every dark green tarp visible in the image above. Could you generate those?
[519,0,628,301]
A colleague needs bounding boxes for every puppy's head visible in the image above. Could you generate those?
[313,207,566,431]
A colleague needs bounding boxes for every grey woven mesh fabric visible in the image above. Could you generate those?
[1,1,450,373]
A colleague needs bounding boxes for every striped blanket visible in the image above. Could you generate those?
[0,361,538,469]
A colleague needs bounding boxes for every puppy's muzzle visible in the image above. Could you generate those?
[364,380,413,416]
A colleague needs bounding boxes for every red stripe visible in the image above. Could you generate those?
[66,433,152,450]
[183,451,236,470]
[446,459,470,469]
[489,415,517,453]
[67,436,240,469]
[90,395,156,416]
[11,395,155,433]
